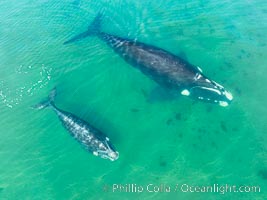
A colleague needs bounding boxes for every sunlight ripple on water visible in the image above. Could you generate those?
[0,64,52,108]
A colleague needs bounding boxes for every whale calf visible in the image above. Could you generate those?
[34,88,119,161]
[64,14,233,106]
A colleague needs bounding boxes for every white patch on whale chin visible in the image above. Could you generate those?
[109,151,119,161]
[219,101,229,107]
[224,91,233,101]
[181,89,190,96]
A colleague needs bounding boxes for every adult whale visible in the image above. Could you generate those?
[33,88,119,161]
[64,14,233,106]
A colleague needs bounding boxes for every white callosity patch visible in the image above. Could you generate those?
[219,101,229,107]
[199,86,222,95]
[197,66,203,72]
[93,139,119,161]
[109,151,119,161]
[181,89,190,96]
[99,143,104,148]
[224,90,233,101]
[212,81,224,90]
[194,73,202,81]
[189,84,232,106]
[205,79,211,83]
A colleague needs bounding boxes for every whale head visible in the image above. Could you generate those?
[93,137,119,161]
[181,78,233,107]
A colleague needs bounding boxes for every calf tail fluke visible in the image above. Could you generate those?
[32,87,57,110]
[87,13,102,34]
[63,13,103,45]
[48,87,57,103]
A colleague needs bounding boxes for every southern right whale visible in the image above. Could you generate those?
[34,88,119,161]
[64,14,233,107]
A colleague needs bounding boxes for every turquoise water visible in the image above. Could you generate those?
[0,0,267,199]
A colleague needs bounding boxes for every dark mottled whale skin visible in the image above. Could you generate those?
[64,14,233,106]
[34,88,119,161]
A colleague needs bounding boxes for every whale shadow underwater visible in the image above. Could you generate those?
[64,14,233,107]
[33,88,119,161]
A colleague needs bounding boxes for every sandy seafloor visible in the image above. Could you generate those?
[0,0,267,199]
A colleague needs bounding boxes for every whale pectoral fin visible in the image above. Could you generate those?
[144,86,179,103]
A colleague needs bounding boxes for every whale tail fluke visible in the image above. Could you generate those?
[32,87,57,110]
[87,13,102,33]
[63,13,103,45]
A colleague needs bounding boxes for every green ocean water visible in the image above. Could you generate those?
[0,0,267,199]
